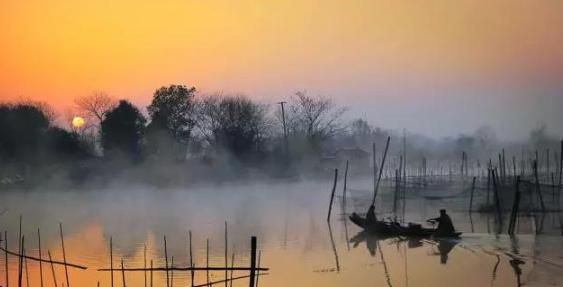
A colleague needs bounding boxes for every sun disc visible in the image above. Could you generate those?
[72,116,86,128]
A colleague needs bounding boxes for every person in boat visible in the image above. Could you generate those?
[427,209,456,237]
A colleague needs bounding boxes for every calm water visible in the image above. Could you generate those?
[1,178,563,287]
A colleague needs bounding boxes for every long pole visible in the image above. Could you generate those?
[164,236,169,287]
[59,223,70,287]
[110,237,114,287]
[4,231,8,287]
[189,231,194,287]
[225,222,228,287]
[249,237,257,287]
[371,136,391,206]
[342,160,349,207]
[278,101,288,157]
[469,177,476,213]
[327,168,339,221]
[48,251,58,287]
[38,228,44,287]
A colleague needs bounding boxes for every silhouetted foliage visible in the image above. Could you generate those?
[146,85,197,160]
[196,94,270,160]
[101,100,146,161]
[44,127,88,160]
[0,103,50,162]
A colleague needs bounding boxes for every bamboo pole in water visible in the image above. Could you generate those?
[249,237,257,287]
[4,230,8,287]
[150,260,153,287]
[144,244,147,287]
[48,251,57,287]
[225,221,228,287]
[342,160,349,207]
[59,223,70,287]
[189,231,194,287]
[327,168,338,221]
[508,177,521,235]
[164,236,169,287]
[255,251,262,287]
[121,258,126,287]
[206,239,210,287]
[18,236,23,287]
[371,136,391,206]
[492,170,502,223]
[110,237,114,287]
[534,160,546,212]
[17,215,22,287]
[229,253,235,287]
[171,256,174,287]
[38,228,44,287]
[469,177,476,213]
[24,247,29,287]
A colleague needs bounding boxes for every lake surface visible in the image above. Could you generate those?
[1,178,563,287]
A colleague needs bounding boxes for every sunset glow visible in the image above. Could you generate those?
[1,1,563,137]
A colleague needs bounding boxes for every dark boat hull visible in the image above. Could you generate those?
[349,213,461,238]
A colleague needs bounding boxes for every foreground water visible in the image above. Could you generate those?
[1,178,563,287]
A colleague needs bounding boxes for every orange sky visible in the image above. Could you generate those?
[1,0,563,138]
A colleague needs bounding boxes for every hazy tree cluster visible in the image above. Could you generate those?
[1,85,561,187]
[0,101,88,167]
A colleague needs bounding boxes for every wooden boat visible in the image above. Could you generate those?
[349,213,461,238]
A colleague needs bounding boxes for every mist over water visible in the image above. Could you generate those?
[1,177,563,287]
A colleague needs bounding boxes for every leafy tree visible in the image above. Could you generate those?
[146,85,196,160]
[0,103,50,161]
[44,127,88,160]
[101,100,146,160]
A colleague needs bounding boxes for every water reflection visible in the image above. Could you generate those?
[0,179,562,286]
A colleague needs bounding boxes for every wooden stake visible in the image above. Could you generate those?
[327,168,338,221]
[170,256,174,287]
[255,251,262,287]
[144,244,147,287]
[121,258,126,287]
[225,222,228,287]
[248,237,257,287]
[206,239,209,287]
[229,253,235,287]
[48,251,58,287]
[24,247,29,287]
[110,237,114,287]
[534,160,546,212]
[342,160,349,206]
[59,223,70,287]
[38,228,44,287]
[508,177,521,235]
[18,236,23,287]
[164,236,169,287]
[4,230,8,287]
[189,231,194,287]
[469,177,476,213]
[150,260,153,287]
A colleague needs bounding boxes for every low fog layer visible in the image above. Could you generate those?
[0,86,561,189]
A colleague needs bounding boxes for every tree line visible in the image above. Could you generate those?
[1,85,560,186]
